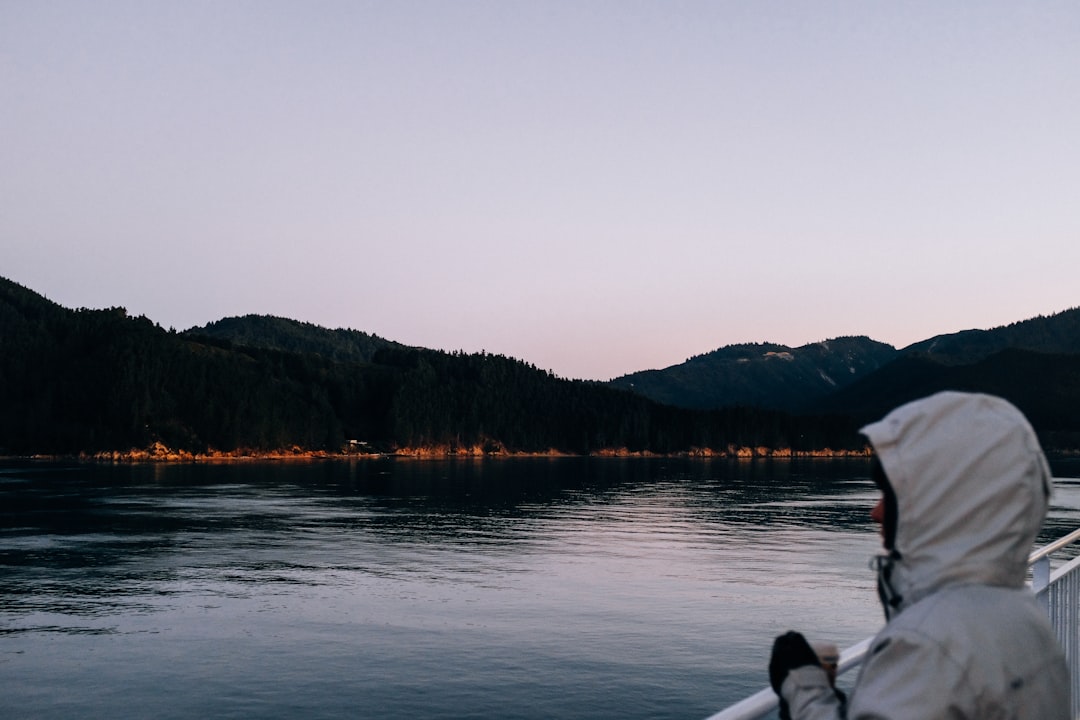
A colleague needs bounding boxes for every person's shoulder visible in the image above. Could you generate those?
[866,587,986,658]
[875,584,1051,665]
[892,583,1033,628]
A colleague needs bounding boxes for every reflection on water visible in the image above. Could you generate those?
[2,457,1078,719]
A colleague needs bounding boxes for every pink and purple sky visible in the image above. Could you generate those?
[4,2,1078,380]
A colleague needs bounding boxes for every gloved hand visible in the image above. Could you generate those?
[768,631,820,694]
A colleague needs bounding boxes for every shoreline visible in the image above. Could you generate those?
[2,441,877,464]
[6,441,1077,465]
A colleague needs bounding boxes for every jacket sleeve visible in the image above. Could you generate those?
[843,631,968,720]
[780,665,845,720]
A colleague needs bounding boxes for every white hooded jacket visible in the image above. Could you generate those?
[781,391,1070,720]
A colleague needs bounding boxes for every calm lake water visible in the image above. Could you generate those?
[3,457,1079,719]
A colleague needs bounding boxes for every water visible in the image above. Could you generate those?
[2,457,1079,719]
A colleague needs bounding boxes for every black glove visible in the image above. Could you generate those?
[768,631,820,694]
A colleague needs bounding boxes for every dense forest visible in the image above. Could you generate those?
[5,275,1079,457]
[812,348,1080,450]
[187,314,405,364]
[0,277,862,457]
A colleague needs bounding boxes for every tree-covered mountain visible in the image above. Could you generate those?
[0,276,859,457]
[0,279,378,454]
[186,315,406,364]
[610,308,1080,419]
[608,337,899,412]
[808,348,1080,450]
[901,307,1080,364]
[4,273,1078,456]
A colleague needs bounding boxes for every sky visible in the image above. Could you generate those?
[3,1,1079,381]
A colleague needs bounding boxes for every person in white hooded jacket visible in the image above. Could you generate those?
[768,391,1070,719]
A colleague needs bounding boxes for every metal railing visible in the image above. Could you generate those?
[1033,527,1080,720]
[705,524,1080,720]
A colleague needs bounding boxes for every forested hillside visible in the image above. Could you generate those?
[810,348,1080,449]
[5,275,1077,456]
[187,315,405,364]
[0,277,861,457]
[607,309,1080,449]
[902,308,1080,364]
[608,337,898,411]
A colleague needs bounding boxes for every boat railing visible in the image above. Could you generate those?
[1033,527,1080,720]
[704,522,1080,720]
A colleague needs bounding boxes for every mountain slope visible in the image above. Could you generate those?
[185,315,406,363]
[0,277,368,453]
[610,307,1080,417]
[608,336,897,412]
[901,306,1080,364]
[810,348,1080,446]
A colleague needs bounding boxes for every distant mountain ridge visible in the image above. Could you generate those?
[902,308,1080,364]
[608,336,898,412]
[606,307,1080,446]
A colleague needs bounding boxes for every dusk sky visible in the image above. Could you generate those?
[4,2,1078,380]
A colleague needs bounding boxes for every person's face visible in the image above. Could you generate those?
[871,493,886,544]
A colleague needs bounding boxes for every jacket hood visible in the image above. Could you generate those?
[860,391,1052,613]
